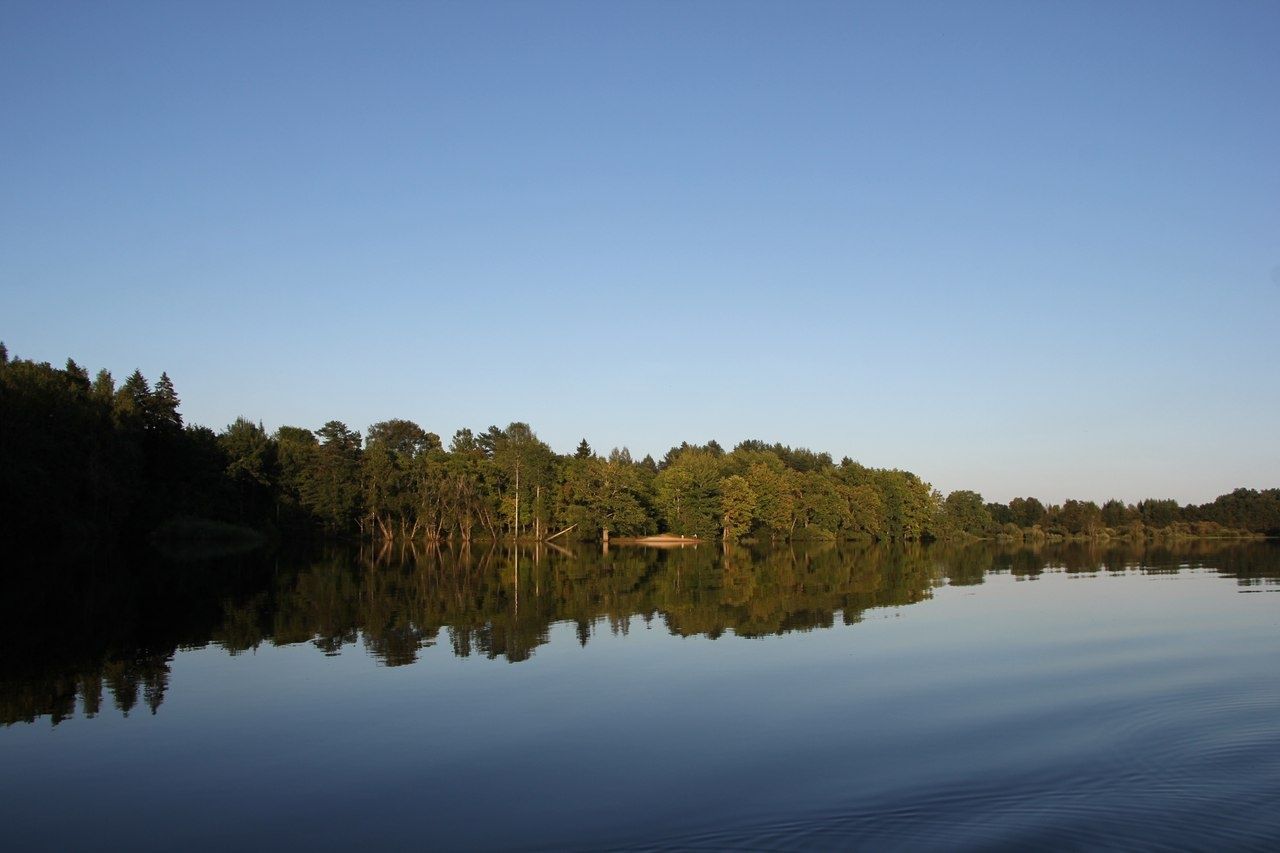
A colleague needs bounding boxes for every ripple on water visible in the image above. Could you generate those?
[616,775,1280,852]
[606,674,1280,852]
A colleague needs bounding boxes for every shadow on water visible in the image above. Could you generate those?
[3,539,1278,727]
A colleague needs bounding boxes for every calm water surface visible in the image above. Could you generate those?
[2,541,1278,850]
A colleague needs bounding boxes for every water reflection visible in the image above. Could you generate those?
[3,539,1277,726]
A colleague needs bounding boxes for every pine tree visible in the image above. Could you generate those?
[152,372,183,430]
[91,369,115,403]
[114,369,150,428]
[64,358,90,393]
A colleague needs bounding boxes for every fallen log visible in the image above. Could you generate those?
[545,523,578,542]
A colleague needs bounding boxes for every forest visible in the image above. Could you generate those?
[3,346,1279,550]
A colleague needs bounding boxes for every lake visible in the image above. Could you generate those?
[2,540,1278,850]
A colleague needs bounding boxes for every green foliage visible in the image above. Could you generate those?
[796,470,845,537]
[653,448,723,538]
[557,453,651,538]
[483,422,556,537]
[1009,496,1048,527]
[719,475,756,541]
[1195,488,1280,535]
[871,470,936,540]
[221,418,276,523]
[151,372,182,431]
[986,502,1014,525]
[0,355,233,545]
[845,484,887,539]
[1101,498,1130,527]
[363,419,436,538]
[938,490,995,537]
[744,457,796,540]
[91,369,114,403]
[113,370,151,430]
[2,345,1277,549]
[222,419,274,487]
[1138,498,1182,527]
[302,421,363,533]
[1059,499,1103,535]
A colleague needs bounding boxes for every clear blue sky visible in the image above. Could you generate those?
[2,1,1277,504]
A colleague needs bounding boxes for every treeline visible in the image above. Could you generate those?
[940,489,1280,541]
[2,346,1278,547]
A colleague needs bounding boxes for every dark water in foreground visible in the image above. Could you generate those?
[2,540,1279,851]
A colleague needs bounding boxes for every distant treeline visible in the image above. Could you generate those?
[2,346,1278,547]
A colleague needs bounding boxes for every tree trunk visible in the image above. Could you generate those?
[545,523,577,542]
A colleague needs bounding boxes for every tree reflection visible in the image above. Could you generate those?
[3,540,1278,726]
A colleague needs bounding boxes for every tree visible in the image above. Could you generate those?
[449,428,477,454]
[986,502,1013,525]
[362,440,402,539]
[9,343,1278,552]
[113,370,151,430]
[410,445,454,540]
[1197,488,1280,534]
[1137,498,1181,527]
[719,475,756,541]
[484,422,556,538]
[221,418,276,523]
[745,458,796,541]
[939,490,994,537]
[558,453,652,539]
[444,439,489,542]
[367,419,434,457]
[844,484,886,539]
[1101,499,1129,527]
[653,448,723,537]
[364,420,435,538]
[91,369,114,403]
[64,359,90,393]
[302,421,363,533]
[151,372,182,431]
[796,470,846,537]
[1009,496,1047,528]
[1059,499,1102,535]
[874,470,935,540]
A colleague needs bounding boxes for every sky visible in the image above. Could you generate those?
[2,0,1277,505]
